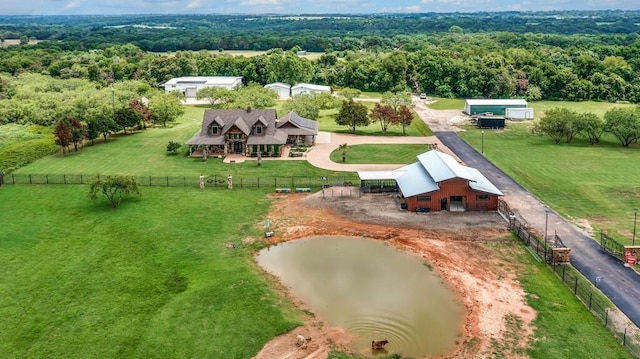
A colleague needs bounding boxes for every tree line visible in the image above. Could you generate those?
[3,31,640,103]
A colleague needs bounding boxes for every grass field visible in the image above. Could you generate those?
[0,185,299,358]
[217,50,325,60]
[329,144,429,164]
[460,123,640,243]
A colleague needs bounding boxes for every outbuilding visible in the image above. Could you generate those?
[291,83,331,96]
[464,99,528,116]
[264,82,291,100]
[163,76,244,98]
[358,150,503,212]
[505,107,534,120]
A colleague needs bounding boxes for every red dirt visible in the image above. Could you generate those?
[251,191,536,359]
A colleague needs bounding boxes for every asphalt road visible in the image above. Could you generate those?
[436,131,640,327]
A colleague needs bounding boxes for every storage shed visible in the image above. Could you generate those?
[505,107,534,120]
[465,99,528,116]
[264,82,291,100]
[291,83,331,96]
[163,76,244,98]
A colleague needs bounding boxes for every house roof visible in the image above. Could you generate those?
[465,99,527,106]
[277,112,318,135]
[186,108,316,146]
[164,76,243,86]
[357,150,503,198]
[291,83,331,92]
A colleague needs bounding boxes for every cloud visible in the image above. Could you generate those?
[403,5,422,12]
[64,0,81,9]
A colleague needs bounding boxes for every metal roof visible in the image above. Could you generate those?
[265,82,291,89]
[416,150,475,183]
[357,150,503,198]
[291,83,331,92]
[394,163,440,197]
[357,170,406,181]
[164,76,243,86]
[465,99,528,106]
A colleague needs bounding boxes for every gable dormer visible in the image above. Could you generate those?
[253,116,269,136]
[207,116,224,136]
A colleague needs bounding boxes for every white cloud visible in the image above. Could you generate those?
[64,0,81,9]
[403,5,422,12]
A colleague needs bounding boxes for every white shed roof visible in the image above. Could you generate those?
[265,82,291,89]
[292,83,331,92]
[394,163,440,197]
[465,99,527,106]
[164,76,243,86]
[357,170,406,181]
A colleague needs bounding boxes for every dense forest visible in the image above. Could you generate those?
[1,10,640,124]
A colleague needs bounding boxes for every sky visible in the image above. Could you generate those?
[1,0,639,15]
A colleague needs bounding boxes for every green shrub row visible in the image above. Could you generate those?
[0,137,57,173]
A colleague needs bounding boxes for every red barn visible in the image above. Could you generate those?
[359,150,503,212]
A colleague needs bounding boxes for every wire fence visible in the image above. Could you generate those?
[0,173,360,190]
[498,199,640,358]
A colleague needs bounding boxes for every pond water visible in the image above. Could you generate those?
[255,236,463,358]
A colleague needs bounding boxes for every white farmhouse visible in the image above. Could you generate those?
[264,82,291,100]
[163,76,244,98]
[291,83,331,96]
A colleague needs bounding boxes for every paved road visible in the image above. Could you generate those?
[436,131,640,327]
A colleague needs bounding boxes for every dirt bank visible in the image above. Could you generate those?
[252,190,536,359]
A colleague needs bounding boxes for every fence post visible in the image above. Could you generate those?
[605,309,609,326]
[0,172,3,187]
[589,293,593,310]
[183,177,185,187]
[258,177,260,188]
[574,277,578,294]
[63,174,66,184]
[46,174,49,184]
[562,266,566,281]
[624,327,627,345]
[81,174,83,184]
[166,176,169,187]
[12,174,15,184]
[149,176,152,186]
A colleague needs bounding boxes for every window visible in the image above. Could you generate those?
[256,126,263,135]
[211,126,218,135]
[476,194,490,201]
[416,195,431,202]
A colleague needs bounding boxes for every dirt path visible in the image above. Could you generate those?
[251,192,536,359]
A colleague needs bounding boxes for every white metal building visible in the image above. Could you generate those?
[464,99,528,115]
[291,83,331,96]
[264,82,291,100]
[163,76,244,98]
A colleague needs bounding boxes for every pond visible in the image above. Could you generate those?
[255,236,463,357]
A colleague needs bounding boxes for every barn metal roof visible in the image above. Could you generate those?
[356,150,503,197]
[465,99,528,106]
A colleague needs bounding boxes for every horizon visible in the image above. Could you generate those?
[2,0,639,16]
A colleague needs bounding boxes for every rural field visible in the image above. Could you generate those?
[1,104,636,358]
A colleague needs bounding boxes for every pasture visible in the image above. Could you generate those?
[0,185,299,358]
[329,144,430,164]
[460,122,640,243]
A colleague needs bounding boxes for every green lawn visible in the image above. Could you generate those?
[460,123,640,243]
[316,106,432,136]
[0,185,299,358]
[329,144,430,164]
[13,106,353,180]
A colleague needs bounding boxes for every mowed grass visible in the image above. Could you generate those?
[14,106,353,180]
[460,123,640,243]
[0,185,299,358]
[329,144,430,164]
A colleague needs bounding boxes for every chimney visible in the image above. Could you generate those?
[246,106,252,113]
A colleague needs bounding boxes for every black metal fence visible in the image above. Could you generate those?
[601,231,627,262]
[498,199,640,358]
[0,173,360,190]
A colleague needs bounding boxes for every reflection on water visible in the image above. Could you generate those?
[256,236,462,358]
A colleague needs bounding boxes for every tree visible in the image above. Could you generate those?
[338,143,350,162]
[381,91,411,112]
[338,88,361,100]
[282,94,320,119]
[88,176,141,209]
[397,105,414,136]
[196,86,230,106]
[86,118,100,146]
[149,93,185,127]
[574,112,604,145]
[335,99,369,134]
[54,119,72,154]
[370,103,397,134]
[533,108,578,144]
[167,141,181,154]
[69,117,85,152]
[604,107,640,147]
[114,107,142,134]
[88,115,119,142]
